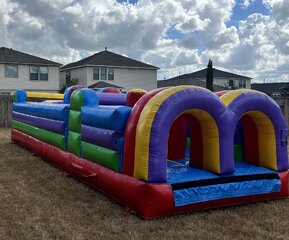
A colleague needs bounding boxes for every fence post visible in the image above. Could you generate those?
[0,94,13,127]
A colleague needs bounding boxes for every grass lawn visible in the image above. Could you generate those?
[0,128,288,240]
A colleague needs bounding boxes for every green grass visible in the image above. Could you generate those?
[1,128,289,240]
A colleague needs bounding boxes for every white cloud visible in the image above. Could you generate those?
[0,0,288,83]
[263,0,289,23]
[240,0,256,8]
[225,7,289,82]
[0,0,15,26]
[62,3,83,15]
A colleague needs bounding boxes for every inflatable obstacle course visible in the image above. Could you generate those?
[11,85,289,218]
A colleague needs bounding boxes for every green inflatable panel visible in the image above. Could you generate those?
[12,120,66,149]
[70,91,84,111]
[68,131,81,156]
[69,110,81,133]
[82,141,119,172]
[234,144,243,161]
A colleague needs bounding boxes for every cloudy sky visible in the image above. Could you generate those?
[1,0,288,82]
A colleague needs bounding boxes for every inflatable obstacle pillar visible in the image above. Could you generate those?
[67,89,99,156]
[127,89,147,107]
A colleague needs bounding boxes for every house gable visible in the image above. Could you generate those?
[60,50,159,71]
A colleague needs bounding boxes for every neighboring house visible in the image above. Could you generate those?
[251,82,289,97]
[60,49,159,91]
[252,82,289,127]
[0,47,62,93]
[158,77,225,91]
[158,68,252,90]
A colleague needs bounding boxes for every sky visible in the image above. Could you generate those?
[0,0,289,82]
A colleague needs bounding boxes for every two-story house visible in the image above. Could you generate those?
[60,49,159,91]
[0,47,62,93]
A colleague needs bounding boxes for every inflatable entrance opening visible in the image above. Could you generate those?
[168,110,219,171]
[221,89,289,172]
[131,86,233,183]
[234,111,276,169]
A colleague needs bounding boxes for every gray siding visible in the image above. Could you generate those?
[210,78,251,89]
[0,64,60,92]
[60,67,88,87]
[71,67,88,86]
[59,71,66,89]
[87,67,157,91]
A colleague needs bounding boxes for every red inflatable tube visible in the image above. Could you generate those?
[126,90,147,108]
[103,88,121,94]
[11,129,289,219]
[122,87,168,176]
[215,90,231,97]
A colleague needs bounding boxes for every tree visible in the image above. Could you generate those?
[206,59,214,92]
[60,78,79,93]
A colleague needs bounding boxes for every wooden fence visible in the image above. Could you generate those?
[0,94,13,127]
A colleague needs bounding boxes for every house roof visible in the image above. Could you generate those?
[251,82,289,95]
[61,50,159,71]
[157,77,225,91]
[88,81,123,89]
[165,68,252,81]
[0,47,61,66]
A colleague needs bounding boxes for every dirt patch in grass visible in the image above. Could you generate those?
[0,128,288,240]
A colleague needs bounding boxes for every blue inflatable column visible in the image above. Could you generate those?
[12,90,27,103]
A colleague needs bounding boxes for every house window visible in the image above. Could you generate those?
[238,79,246,88]
[5,64,18,78]
[93,67,114,80]
[101,68,107,80]
[30,66,48,81]
[229,80,234,87]
[108,68,114,80]
[40,67,48,80]
[30,66,39,80]
[238,80,242,89]
[93,68,99,80]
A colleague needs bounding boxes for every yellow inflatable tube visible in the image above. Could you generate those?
[27,92,64,100]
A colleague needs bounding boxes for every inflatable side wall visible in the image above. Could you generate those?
[12,90,69,150]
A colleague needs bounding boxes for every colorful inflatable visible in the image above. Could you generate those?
[11,85,289,218]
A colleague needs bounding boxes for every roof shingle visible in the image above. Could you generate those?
[251,82,289,95]
[88,81,123,89]
[0,47,61,66]
[60,50,159,70]
[165,68,251,81]
[157,77,225,91]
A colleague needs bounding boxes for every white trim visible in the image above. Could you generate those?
[0,61,61,67]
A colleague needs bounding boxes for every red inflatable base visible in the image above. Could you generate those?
[11,129,289,219]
